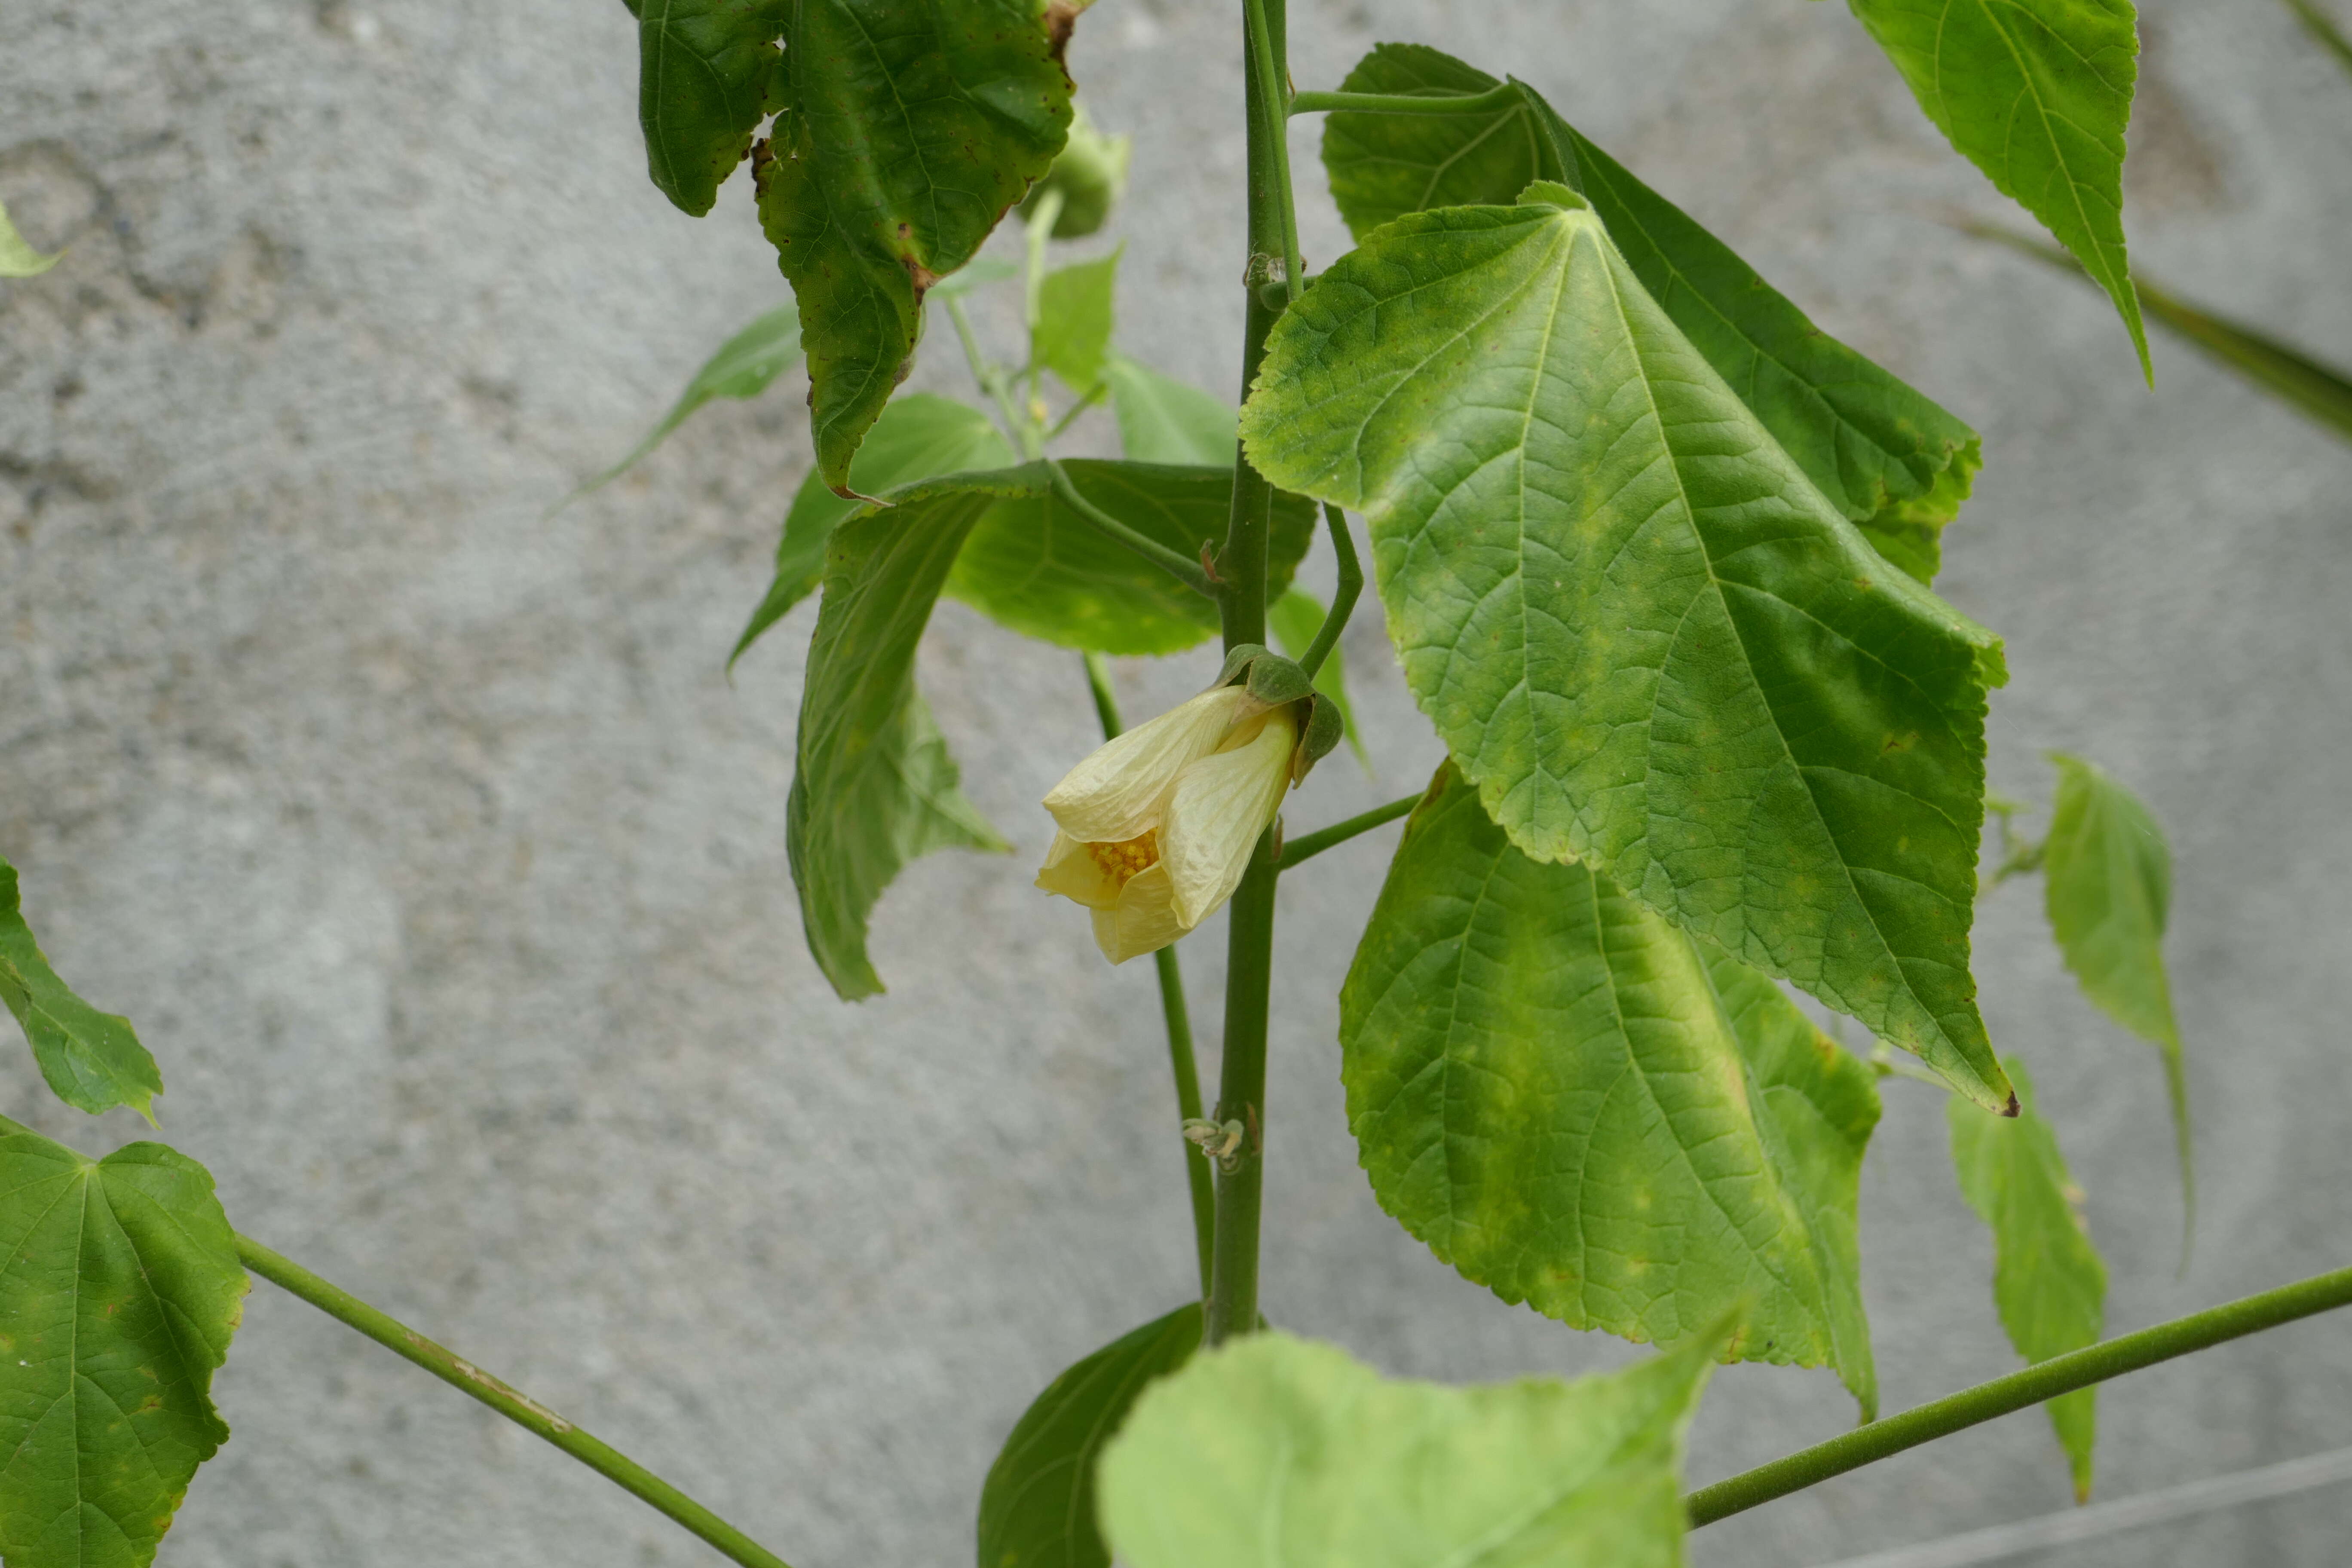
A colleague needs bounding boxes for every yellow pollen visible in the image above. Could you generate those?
[1086,831,1160,888]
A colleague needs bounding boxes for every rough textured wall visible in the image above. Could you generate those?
[3,0,2349,1564]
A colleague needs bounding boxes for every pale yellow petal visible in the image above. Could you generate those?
[1093,861,1191,964]
[1043,686,1253,842]
[1159,709,1297,927]
[1035,830,1120,910]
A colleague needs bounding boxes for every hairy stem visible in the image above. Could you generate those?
[1287,83,1525,116]
[235,1234,794,1568]
[1295,504,1361,678]
[1083,653,1216,1291]
[1685,1262,2352,1528]
[1278,790,1421,870]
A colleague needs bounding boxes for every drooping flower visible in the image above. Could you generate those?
[1035,684,1299,963]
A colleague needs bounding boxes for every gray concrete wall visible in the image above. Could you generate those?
[3,0,2349,1564]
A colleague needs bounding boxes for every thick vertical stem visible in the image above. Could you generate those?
[1204,0,1291,1347]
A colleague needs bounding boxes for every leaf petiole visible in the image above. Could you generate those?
[1045,460,1215,597]
[1287,83,1525,117]
[1293,505,1361,678]
[1277,790,1421,870]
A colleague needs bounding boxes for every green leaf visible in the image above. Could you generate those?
[1242,191,2013,1110]
[1341,766,1880,1412]
[2042,753,2192,1226]
[1948,1057,2107,1501]
[1319,45,1982,581]
[946,463,1313,656]
[757,0,1072,492]
[0,1120,248,1568]
[1269,588,1369,769]
[566,303,802,507]
[1034,249,1121,395]
[1097,1319,1728,1568]
[1845,0,2150,378]
[1103,353,1237,466]
[977,1305,1201,1568]
[0,859,164,1121]
[0,198,63,278]
[732,394,1012,668]
[2283,0,2352,78]
[633,0,792,216]
[789,477,1019,999]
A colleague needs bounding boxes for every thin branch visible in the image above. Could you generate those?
[943,294,1035,457]
[235,1234,795,1568]
[1684,1262,2352,1528]
[1047,459,1215,597]
[1287,83,1524,117]
[1278,791,1421,869]
[1296,504,1361,678]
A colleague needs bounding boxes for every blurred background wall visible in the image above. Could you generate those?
[3,0,2350,1563]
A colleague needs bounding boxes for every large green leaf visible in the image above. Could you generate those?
[0,1120,247,1568]
[977,1305,1200,1568]
[1341,766,1880,1412]
[1269,587,1369,769]
[2042,753,2191,1221]
[567,303,803,507]
[946,463,1313,656]
[0,859,163,1121]
[1846,0,2149,377]
[757,0,1072,492]
[1948,1057,2106,1501]
[1035,251,1121,395]
[1242,188,2012,1109]
[732,394,1012,668]
[789,477,1019,999]
[1097,1321,1727,1568]
[633,0,792,216]
[1319,45,1981,581]
[1103,353,1237,466]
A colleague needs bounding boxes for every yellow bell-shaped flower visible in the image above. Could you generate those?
[1035,685,1298,963]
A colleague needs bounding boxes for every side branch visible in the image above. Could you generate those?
[236,1234,796,1568]
[1278,790,1420,869]
[1047,460,1216,597]
[1287,83,1524,117]
[1295,504,1361,679]
[1685,1262,2352,1528]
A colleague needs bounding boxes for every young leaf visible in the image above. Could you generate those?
[2042,753,2192,1224]
[1844,0,2150,378]
[789,477,1021,999]
[757,0,1072,492]
[1103,353,1237,466]
[1319,45,1982,581]
[977,1305,1201,1568]
[1948,1057,2107,1501]
[0,1121,248,1568]
[1269,587,1370,769]
[1097,1320,1729,1568]
[0,198,64,277]
[732,394,1012,668]
[947,463,1313,657]
[633,0,791,215]
[1035,250,1121,395]
[567,303,803,506]
[0,858,165,1121]
[1242,191,2013,1110]
[1341,766,1880,1413]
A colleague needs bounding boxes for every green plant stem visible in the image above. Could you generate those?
[1296,504,1361,678]
[1047,459,1214,596]
[233,1233,794,1568]
[944,294,1035,457]
[1241,0,1304,301]
[1083,653,1216,1292]
[2283,0,2352,76]
[1023,189,1065,414]
[1206,841,1277,1345]
[1278,790,1421,870]
[1685,1262,2352,1528]
[1287,83,1525,116]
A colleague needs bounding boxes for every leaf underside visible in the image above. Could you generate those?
[0,861,164,1120]
[1844,0,2149,377]
[1242,193,2012,1109]
[1103,353,1239,467]
[758,0,1072,491]
[1948,1057,2107,1501]
[978,1304,1201,1568]
[1318,43,1982,583]
[0,1122,248,1568]
[1343,766,1880,1413]
[1097,1323,1726,1568]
